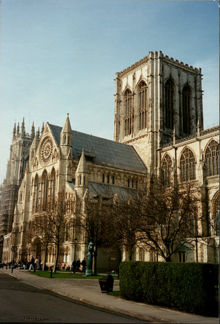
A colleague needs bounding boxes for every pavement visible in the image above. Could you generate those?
[0,268,218,324]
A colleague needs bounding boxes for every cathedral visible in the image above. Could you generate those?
[0,51,219,270]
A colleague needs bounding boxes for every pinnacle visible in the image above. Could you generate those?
[76,149,88,174]
[62,113,72,133]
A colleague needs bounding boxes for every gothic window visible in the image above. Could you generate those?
[138,81,147,130]
[161,154,172,186]
[178,252,186,262]
[51,168,56,206]
[124,89,133,136]
[139,248,145,261]
[164,78,174,129]
[34,175,40,212]
[127,178,130,187]
[182,84,191,135]
[212,191,220,235]
[180,148,196,182]
[204,140,219,177]
[42,171,48,211]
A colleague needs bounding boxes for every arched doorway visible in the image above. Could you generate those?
[31,237,41,260]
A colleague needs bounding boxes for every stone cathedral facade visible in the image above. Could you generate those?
[0,51,219,269]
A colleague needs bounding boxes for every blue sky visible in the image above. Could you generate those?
[0,0,219,183]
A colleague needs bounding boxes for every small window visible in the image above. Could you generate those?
[102,174,105,183]
[112,175,115,185]
[178,252,186,263]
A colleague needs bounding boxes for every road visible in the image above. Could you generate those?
[0,274,148,323]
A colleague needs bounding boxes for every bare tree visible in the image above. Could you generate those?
[109,194,142,261]
[27,214,53,270]
[108,180,199,262]
[81,196,112,274]
[27,191,74,272]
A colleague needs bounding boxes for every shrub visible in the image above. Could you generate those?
[119,261,218,316]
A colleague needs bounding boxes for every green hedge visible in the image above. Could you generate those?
[119,262,218,316]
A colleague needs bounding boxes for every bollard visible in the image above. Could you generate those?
[50,267,53,278]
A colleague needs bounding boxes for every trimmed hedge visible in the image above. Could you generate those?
[119,261,218,316]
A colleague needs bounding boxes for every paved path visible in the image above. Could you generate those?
[0,268,218,324]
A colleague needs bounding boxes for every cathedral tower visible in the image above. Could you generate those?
[114,51,203,174]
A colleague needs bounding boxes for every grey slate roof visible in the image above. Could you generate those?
[88,182,135,200]
[49,123,147,173]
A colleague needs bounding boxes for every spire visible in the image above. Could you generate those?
[62,113,72,133]
[41,122,45,135]
[13,123,16,138]
[31,122,35,140]
[75,149,88,189]
[76,149,88,174]
[21,117,25,136]
[60,113,72,148]
[17,123,20,135]
[36,127,40,140]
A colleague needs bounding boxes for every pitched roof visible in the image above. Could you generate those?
[49,123,147,173]
[88,182,135,200]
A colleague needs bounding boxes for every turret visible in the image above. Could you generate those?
[60,113,72,156]
[75,149,89,194]
[17,123,20,136]
[31,122,35,140]
[36,127,40,140]
[41,122,45,136]
[13,123,16,138]
[21,117,25,136]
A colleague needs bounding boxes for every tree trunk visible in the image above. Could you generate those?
[54,243,59,273]
[165,256,171,262]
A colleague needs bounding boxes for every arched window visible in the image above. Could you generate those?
[205,140,219,177]
[34,175,40,212]
[124,89,133,136]
[180,148,196,182]
[164,79,174,129]
[42,171,48,211]
[161,154,172,186]
[182,85,191,135]
[138,81,147,130]
[212,191,220,235]
[51,168,56,206]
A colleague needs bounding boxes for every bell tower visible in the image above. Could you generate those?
[114,51,203,174]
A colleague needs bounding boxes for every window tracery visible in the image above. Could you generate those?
[164,79,174,129]
[182,84,191,135]
[161,154,172,186]
[205,140,219,177]
[42,171,48,211]
[124,89,133,136]
[138,81,147,130]
[180,148,196,182]
[212,191,220,235]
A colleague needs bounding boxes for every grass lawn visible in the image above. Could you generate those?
[107,291,121,297]
[29,270,119,280]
